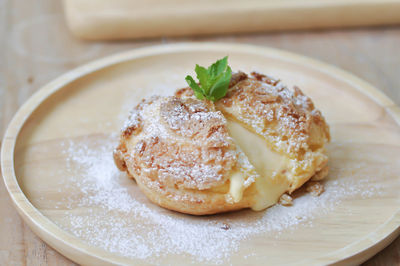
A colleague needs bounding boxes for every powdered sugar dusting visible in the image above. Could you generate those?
[56,136,384,264]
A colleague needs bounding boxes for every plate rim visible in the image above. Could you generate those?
[1,42,400,265]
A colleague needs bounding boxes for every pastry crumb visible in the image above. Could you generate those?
[306,181,324,196]
[220,223,231,230]
[279,193,293,206]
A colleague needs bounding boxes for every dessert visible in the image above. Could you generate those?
[114,57,330,215]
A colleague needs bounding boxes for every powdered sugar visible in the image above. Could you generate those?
[57,136,384,264]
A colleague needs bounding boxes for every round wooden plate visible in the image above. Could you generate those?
[2,43,400,265]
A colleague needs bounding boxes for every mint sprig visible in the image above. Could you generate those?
[185,56,232,102]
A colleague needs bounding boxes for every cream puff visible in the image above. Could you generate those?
[114,71,330,215]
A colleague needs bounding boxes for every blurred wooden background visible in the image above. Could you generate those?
[0,0,399,265]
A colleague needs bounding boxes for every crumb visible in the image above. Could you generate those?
[306,181,324,196]
[27,76,34,84]
[279,193,293,206]
[220,223,231,230]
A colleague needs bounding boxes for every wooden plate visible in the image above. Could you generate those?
[2,43,400,265]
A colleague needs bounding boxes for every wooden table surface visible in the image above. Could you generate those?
[0,0,399,265]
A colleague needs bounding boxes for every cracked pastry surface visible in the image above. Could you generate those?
[114,71,330,215]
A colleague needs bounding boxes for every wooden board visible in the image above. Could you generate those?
[1,43,400,265]
[63,0,400,40]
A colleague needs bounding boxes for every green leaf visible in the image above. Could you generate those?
[185,56,232,102]
[185,75,205,100]
[210,66,232,100]
[195,65,210,93]
[208,56,228,78]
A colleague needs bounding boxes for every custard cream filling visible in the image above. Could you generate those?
[228,171,245,203]
[226,120,292,211]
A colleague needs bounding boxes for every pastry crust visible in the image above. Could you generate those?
[115,71,330,215]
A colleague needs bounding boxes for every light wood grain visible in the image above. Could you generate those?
[2,43,400,265]
[1,0,400,265]
[63,0,400,40]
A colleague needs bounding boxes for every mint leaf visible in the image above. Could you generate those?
[210,66,232,100]
[195,65,210,94]
[208,56,228,78]
[185,57,232,102]
[185,75,205,100]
